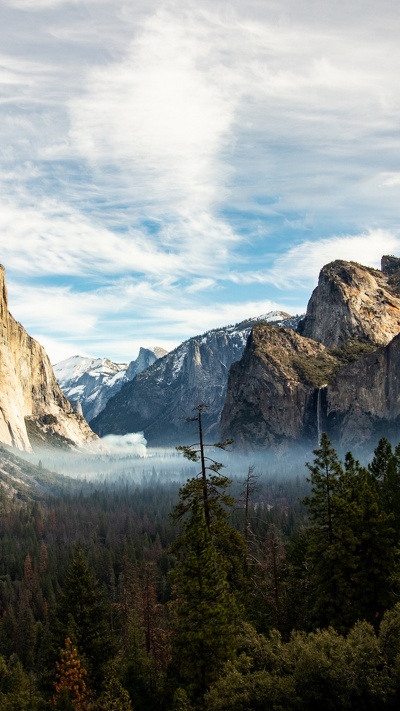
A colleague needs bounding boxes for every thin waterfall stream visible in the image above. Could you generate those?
[316,385,327,446]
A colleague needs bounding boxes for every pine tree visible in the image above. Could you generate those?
[170,501,237,703]
[303,433,345,628]
[347,465,399,627]
[173,405,245,589]
[369,437,395,483]
[304,438,400,631]
[52,636,89,710]
[170,406,242,704]
[369,438,400,537]
[57,545,114,684]
[96,662,133,710]
[174,404,234,536]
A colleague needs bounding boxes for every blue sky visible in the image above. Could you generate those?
[1,0,400,363]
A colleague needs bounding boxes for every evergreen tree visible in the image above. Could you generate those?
[174,405,234,536]
[303,433,346,628]
[369,437,395,483]
[346,462,399,627]
[56,545,114,684]
[369,438,400,538]
[304,438,400,631]
[170,406,242,705]
[95,662,133,710]
[170,500,237,704]
[173,405,245,590]
[53,636,89,710]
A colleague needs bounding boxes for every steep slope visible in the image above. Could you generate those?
[220,324,340,449]
[297,257,400,348]
[325,332,400,449]
[0,444,77,501]
[54,347,166,422]
[222,256,400,451]
[0,266,97,452]
[91,312,299,445]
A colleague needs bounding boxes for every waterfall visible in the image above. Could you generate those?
[316,385,327,446]
[317,387,322,446]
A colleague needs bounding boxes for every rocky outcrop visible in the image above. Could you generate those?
[91,313,298,445]
[325,333,400,449]
[381,255,400,276]
[54,347,167,423]
[125,347,166,381]
[222,256,400,451]
[297,259,400,348]
[220,324,339,449]
[0,266,98,452]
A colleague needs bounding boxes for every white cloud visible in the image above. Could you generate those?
[0,195,238,280]
[261,230,400,289]
[99,432,147,456]
[379,173,400,188]
[68,6,239,214]
[186,278,217,293]
[2,0,101,9]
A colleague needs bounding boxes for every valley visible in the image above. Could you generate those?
[0,255,400,709]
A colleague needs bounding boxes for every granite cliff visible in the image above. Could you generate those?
[91,312,299,445]
[297,257,400,348]
[222,256,400,451]
[220,324,339,450]
[325,331,400,448]
[0,266,97,452]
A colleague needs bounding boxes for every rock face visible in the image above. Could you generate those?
[220,324,339,449]
[125,347,167,381]
[0,266,97,452]
[91,312,299,445]
[54,347,167,423]
[297,259,400,348]
[325,333,400,449]
[222,256,400,451]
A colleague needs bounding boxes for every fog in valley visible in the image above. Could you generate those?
[17,431,318,490]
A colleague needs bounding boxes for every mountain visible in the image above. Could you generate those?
[54,347,167,423]
[221,256,400,451]
[220,323,340,450]
[323,330,400,448]
[297,257,400,347]
[0,265,97,452]
[91,312,300,445]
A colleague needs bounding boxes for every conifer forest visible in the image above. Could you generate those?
[2,422,400,709]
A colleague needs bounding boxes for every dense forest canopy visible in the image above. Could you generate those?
[1,432,400,709]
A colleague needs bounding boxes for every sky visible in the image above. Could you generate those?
[1,0,400,364]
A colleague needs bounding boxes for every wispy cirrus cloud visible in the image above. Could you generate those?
[8,273,291,364]
[0,193,240,281]
[2,0,400,361]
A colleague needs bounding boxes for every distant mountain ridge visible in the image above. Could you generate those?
[54,347,167,423]
[91,311,301,445]
[91,255,400,452]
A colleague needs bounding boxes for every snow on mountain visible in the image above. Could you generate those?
[91,311,302,446]
[55,356,127,389]
[54,348,166,423]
